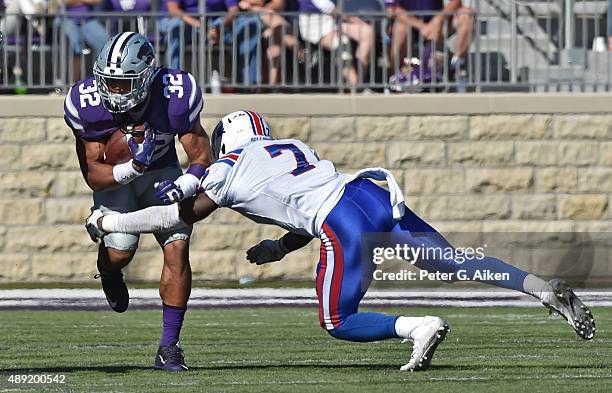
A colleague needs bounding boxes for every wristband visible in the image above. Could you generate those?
[186,163,207,179]
[113,160,143,185]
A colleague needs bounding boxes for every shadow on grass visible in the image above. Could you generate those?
[4,366,153,374]
[5,361,608,374]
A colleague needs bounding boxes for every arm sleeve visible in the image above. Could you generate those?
[198,163,231,207]
[102,204,184,233]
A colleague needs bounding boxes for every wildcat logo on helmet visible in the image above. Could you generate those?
[93,32,158,113]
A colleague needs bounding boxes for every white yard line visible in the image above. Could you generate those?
[0,288,611,309]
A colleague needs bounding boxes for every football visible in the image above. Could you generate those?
[104,125,146,165]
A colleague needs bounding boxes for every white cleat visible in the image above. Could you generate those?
[399,316,449,372]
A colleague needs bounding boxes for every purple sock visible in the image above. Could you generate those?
[160,303,186,347]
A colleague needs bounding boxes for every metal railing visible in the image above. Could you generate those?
[0,1,611,93]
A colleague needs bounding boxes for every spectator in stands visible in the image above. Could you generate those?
[238,0,300,85]
[386,0,474,75]
[109,0,150,12]
[207,0,264,85]
[161,0,263,85]
[1,0,47,86]
[107,0,151,35]
[57,0,109,79]
[0,0,4,84]
[608,0,612,50]
[159,0,201,69]
[298,0,373,87]
[1,0,47,38]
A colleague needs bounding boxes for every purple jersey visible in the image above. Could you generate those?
[64,68,204,170]
[110,0,151,12]
[66,3,94,21]
[161,0,237,13]
[298,0,335,13]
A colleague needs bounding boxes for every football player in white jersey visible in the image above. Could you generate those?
[86,110,595,371]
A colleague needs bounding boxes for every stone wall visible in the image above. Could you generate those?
[1,95,611,284]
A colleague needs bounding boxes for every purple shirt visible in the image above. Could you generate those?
[66,3,94,21]
[396,0,442,20]
[64,68,204,170]
[161,0,237,13]
[110,0,151,12]
[162,0,199,12]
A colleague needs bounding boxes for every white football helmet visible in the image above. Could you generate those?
[211,110,272,159]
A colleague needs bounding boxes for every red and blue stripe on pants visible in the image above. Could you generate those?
[316,179,397,332]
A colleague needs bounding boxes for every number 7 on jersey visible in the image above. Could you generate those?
[264,143,315,176]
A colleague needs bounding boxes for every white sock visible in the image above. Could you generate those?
[101,204,183,234]
[395,316,426,339]
[522,274,552,301]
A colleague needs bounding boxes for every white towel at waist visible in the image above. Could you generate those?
[346,167,405,220]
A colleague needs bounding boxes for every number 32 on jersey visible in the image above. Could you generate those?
[79,80,101,108]
[163,74,184,98]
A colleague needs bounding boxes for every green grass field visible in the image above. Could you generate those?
[1,307,610,393]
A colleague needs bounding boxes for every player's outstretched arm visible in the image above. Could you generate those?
[156,121,213,204]
[177,192,219,225]
[246,233,314,265]
[86,192,219,241]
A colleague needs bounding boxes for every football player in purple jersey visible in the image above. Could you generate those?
[63,32,212,371]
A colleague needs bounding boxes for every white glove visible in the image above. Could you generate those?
[85,209,107,243]
[246,239,289,265]
[154,173,200,204]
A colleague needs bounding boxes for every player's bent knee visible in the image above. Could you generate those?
[326,323,372,342]
[319,318,355,342]
[105,247,136,267]
[326,326,354,341]
[162,240,190,268]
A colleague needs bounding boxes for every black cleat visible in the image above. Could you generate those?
[542,279,595,340]
[154,341,188,372]
[95,259,129,313]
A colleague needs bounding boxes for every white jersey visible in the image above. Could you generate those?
[199,138,406,237]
